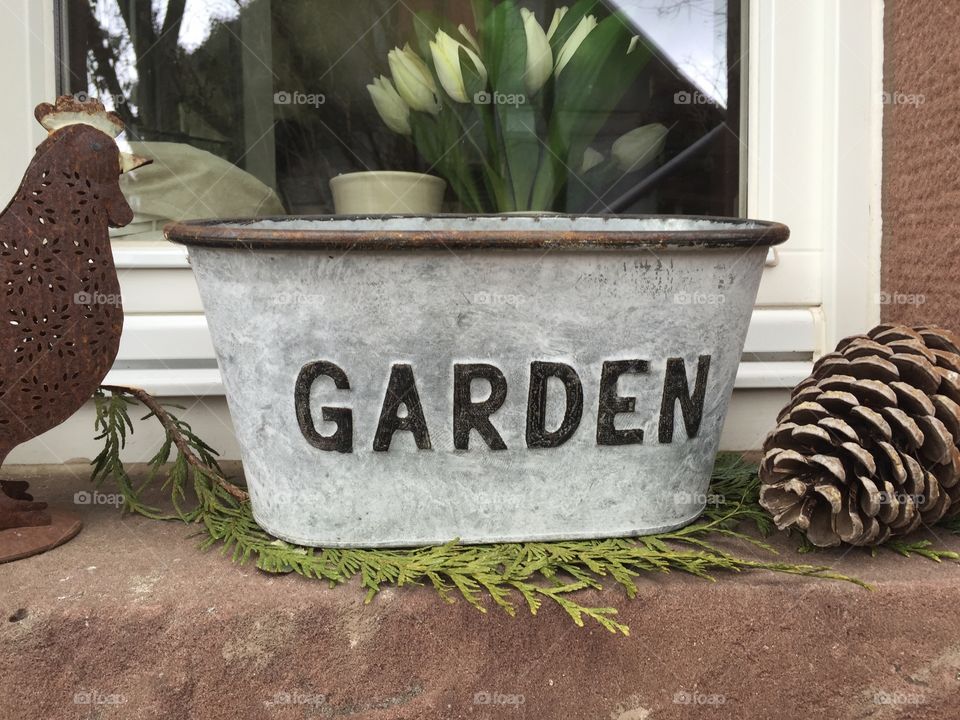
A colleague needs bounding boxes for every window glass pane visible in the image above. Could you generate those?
[61,0,743,225]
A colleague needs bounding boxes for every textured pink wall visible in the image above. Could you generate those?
[882,0,960,330]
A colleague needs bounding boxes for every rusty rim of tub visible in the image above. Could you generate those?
[164,214,790,252]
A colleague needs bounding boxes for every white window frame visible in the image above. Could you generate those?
[749,0,883,344]
[0,0,883,397]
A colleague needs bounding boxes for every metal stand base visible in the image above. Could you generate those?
[0,508,82,564]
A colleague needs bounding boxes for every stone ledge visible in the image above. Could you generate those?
[1,464,959,720]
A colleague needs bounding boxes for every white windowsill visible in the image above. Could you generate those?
[113,238,189,268]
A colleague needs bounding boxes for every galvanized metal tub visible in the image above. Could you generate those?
[166,215,789,547]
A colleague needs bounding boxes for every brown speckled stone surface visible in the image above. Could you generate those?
[2,463,960,719]
[882,0,960,329]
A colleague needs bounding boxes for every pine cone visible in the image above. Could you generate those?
[759,324,960,547]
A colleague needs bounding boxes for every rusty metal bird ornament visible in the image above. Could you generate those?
[0,96,149,550]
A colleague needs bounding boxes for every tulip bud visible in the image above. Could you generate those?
[458,24,481,53]
[367,75,411,135]
[520,8,553,95]
[611,124,669,173]
[581,147,604,173]
[430,30,488,104]
[388,45,441,115]
[554,14,598,77]
[546,7,568,41]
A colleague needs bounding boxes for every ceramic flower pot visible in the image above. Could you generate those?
[166,215,789,547]
[329,171,446,214]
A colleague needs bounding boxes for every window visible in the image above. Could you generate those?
[60,0,744,220]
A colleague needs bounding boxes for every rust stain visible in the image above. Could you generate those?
[165,215,790,252]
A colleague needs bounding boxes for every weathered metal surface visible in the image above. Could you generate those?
[0,96,145,531]
[167,215,788,547]
[0,508,82,564]
[165,214,790,251]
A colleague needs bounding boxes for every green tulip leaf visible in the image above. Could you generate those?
[470,0,494,39]
[411,112,486,212]
[480,0,542,210]
[457,45,504,205]
[534,14,653,209]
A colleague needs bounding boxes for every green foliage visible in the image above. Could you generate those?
[479,1,540,209]
[93,387,872,636]
[797,526,960,563]
[536,12,652,209]
[880,540,960,563]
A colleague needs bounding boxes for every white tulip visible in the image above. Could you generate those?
[554,14,598,77]
[430,30,488,104]
[458,24,480,53]
[367,75,411,135]
[611,124,669,173]
[581,147,604,173]
[546,7,568,41]
[520,8,553,95]
[388,45,441,115]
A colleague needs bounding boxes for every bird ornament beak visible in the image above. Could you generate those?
[119,151,151,174]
